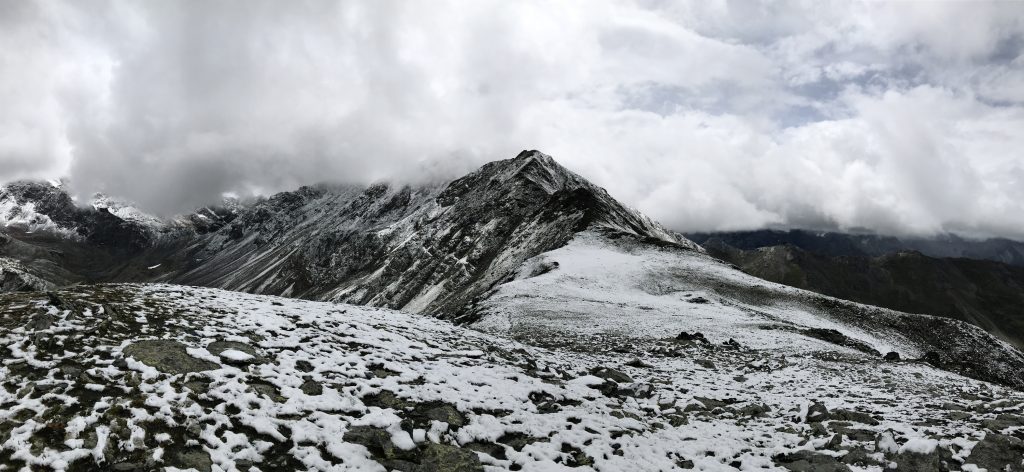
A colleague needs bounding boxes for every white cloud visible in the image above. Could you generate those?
[0,0,1022,238]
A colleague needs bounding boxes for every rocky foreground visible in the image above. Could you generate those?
[0,284,1022,471]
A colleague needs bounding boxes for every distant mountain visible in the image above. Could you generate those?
[694,236,1024,349]
[686,229,1024,266]
[0,180,240,286]
[0,180,154,251]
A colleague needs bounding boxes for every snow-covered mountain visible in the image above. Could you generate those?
[0,181,159,251]
[1,151,1023,470]
[2,151,1023,386]
[156,150,692,318]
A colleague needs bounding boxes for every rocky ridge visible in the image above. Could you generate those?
[159,150,690,318]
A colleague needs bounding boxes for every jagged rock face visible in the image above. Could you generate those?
[177,205,240,235]
[0,182,246,294]
[168,151,691,317]
[0,181,154,252]
[0,257,53,292]
[0,181,82,232]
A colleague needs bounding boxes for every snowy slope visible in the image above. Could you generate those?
[1,284,1022,471]
[471,229,1024,390]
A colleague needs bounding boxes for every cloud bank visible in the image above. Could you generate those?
[1,0,1023,238]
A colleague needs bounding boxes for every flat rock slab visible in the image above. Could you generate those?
[123,339,219,375]
[206,340,269,364]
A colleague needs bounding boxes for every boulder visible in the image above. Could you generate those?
[773,450,851,472]
[418,443,484,472]
[590,366,633,384]
[967,433,1024,471]
[675,332,709,344]
[806,401,830,423]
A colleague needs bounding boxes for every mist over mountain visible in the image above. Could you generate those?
[4,1,1024,239]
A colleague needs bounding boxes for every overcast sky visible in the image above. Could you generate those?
[2,1,1024,238]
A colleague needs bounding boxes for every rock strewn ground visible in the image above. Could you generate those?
[0,284,1022,471]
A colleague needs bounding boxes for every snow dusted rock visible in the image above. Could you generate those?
[122,339,221,375]
[161,151,695,318]
[966,433,1024,471]
[1,284,1023,471]
[0,181,82,240]
[0,181,155,251]
[0,257,54,293]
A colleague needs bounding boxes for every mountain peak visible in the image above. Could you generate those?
[1,151,695,317]
[505,150,577,194]
[437,149,582,204]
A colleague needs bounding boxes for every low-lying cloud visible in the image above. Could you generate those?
[1,0,1023,239]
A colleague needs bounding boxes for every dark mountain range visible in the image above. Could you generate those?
[696,237,1024,349]
[686,229,1024,267]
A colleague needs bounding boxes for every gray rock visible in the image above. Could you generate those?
[806,401,829,423]
[122,339,219,375]
[345,425,399,460]
[589,366,633,384]
[840,447,881,467]
[893,452,942,472]
[773,450,851,472]
[831,408,878,425]
[300,379,323,396]
[968,433,1024,471]
[418,443,484,472]
[206,340,268,364]
[421,404,466,427]
[170,449,213,472]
